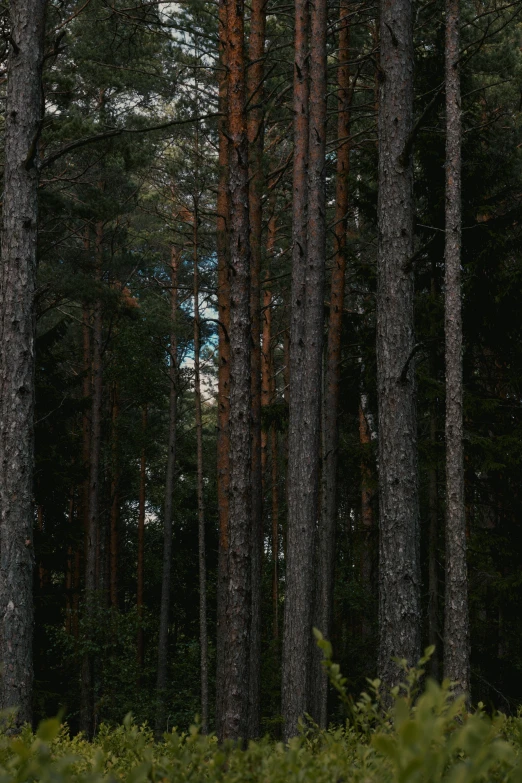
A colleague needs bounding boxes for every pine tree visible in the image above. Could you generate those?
[376,0,421,688]
[0,0,46,726]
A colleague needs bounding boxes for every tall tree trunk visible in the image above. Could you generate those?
[137,405,147,670]
[443,0,469,694]
[262,208,279,640]
[110,384,120,610]
[80,221,104,737]
[82,299,92,545]
[65,495,75,633]
[217,0,252,742]
[283,0,327,738]
[271,427,280,636]
[37,505,48,590]
[0,0,46,726]
[428,410,440,679]
[193,201,209,735]
[281,0,310,739]
[260,282,272,480]
[247,0,266,738]
[359,397,376,642]
[215,0,231,738]
[261,203,277,480]
[155,248,179,737]
[312,4,351,728]
[376,0,421,688]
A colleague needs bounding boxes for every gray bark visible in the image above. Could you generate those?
[215,0,230,740]
[443,0,469,694]
[281,0,310,734]
[246,0,266,736]
[311,2,350,728]
[428,410,441,679]
[0,0,46,727]
[155,249,179,737]
[283,0,327,739]
[376,0,421,688]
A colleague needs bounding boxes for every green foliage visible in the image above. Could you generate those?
[7,661,522,783]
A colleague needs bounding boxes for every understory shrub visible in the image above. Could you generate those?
[3,643,522,782]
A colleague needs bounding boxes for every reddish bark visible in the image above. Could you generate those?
[217,0,252,741]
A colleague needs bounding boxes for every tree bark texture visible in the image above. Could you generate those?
[443,0,469,694]
[428,411,441,679]
[215,0,231,737]
[0,0,46,726]
[155,249,179,737]
[282,0,309,733]
[312,4,351,728]
[217,0,252,741]
[376,0,421,688]
[193,205,209,734]
[283,0,327,738]
[261,207,279,640]
[247,0,266,738]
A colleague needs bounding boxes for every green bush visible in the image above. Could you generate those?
[4,645,522,782]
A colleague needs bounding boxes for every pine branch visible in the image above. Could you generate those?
[40,112,223,169]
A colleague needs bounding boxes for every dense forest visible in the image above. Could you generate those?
[0,0,522,747]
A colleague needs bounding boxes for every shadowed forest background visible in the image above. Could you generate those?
[1,0,522,744]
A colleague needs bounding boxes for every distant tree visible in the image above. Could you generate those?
[443,0,469,694]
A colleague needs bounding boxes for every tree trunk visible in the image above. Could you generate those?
[428,411,440,679]
[110,384,120,610]
[80,222,104,737]
[65,495,75,634]
[271,427,279,641]
[82,299,91,546]
[0,0,46,727]
[261,202,277,478]
[359,398,376,642]
[137,405,147,670]
[443,0,469,694]
[217,0,252,742]
[312,4,351,728]
[247,0,266,738]
[193,202,209,734]
[283,0,327,738]
[261,207,279,641]
[281,0,310,739]
[376,0,421,688]
[261,280,272,480]
[215,0,231,738]
[155,248,179,737]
